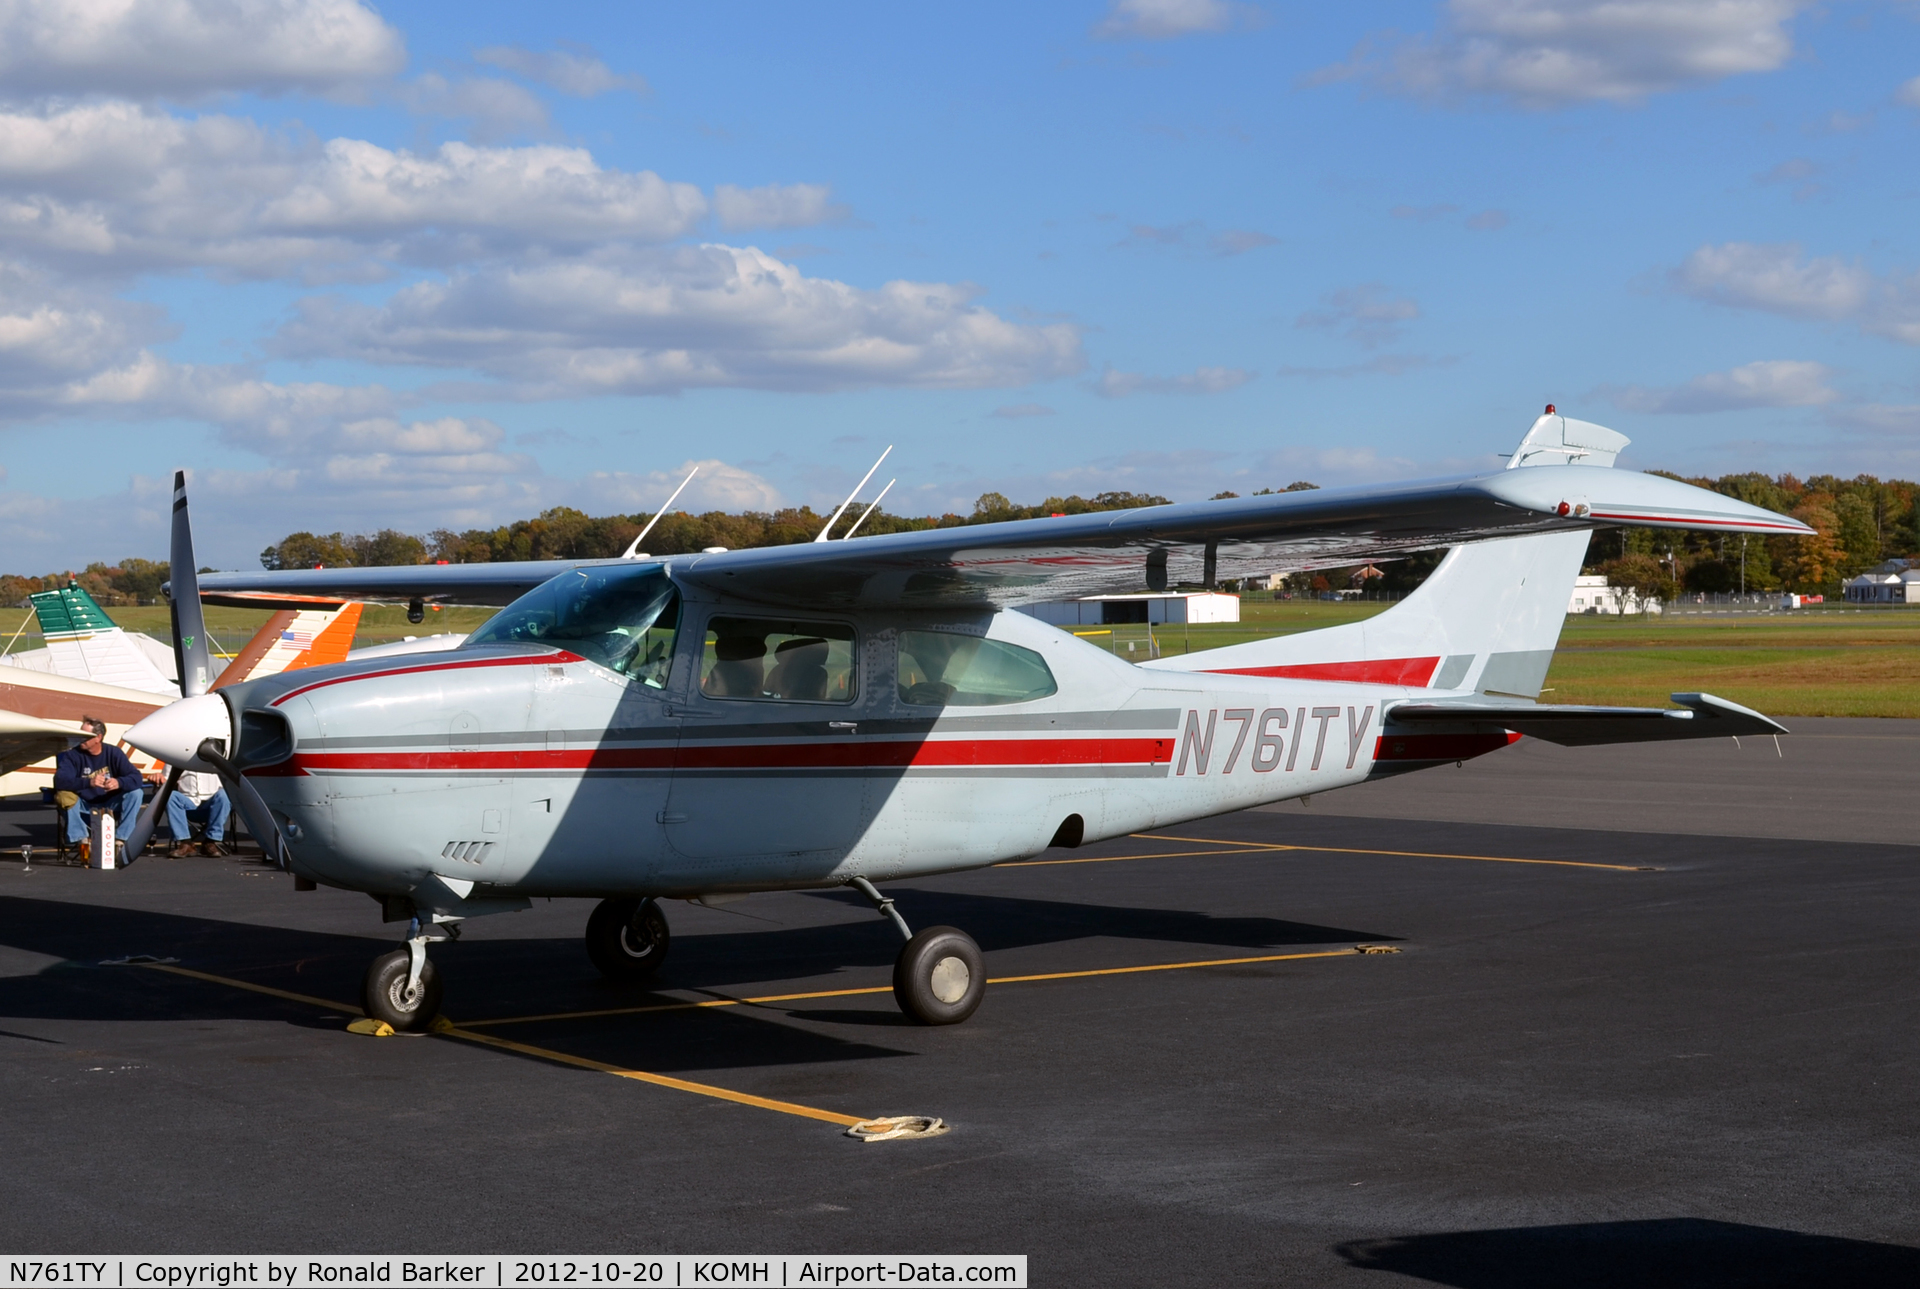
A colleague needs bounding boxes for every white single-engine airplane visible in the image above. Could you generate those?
[124,410,1810,1032]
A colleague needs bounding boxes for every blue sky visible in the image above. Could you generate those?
[1,0,1916,570]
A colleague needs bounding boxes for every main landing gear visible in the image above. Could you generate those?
[362,917,451,1032]
[586,896,671,981]
[849,876,985,1026]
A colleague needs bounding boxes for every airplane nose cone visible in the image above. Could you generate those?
[124,692,233,770]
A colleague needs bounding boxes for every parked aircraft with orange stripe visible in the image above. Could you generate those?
[0,590,364,797]
[124,409,1809,1033]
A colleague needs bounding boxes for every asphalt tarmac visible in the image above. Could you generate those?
[2,718,1917,1287]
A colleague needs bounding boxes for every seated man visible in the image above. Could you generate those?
[52,717,145,853]
[166,769,232,857]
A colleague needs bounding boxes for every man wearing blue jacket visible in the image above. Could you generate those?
[53,717,146,849]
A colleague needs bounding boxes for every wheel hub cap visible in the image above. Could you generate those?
[929,956,970,1004]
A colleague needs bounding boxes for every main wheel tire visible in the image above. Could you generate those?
[586,897,671,981]
[893,925,985,1026]
[362,948,442,1033]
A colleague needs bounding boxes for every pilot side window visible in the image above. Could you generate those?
[700,617,857,703]
[898,631,1057,707]
[465,565,680,687]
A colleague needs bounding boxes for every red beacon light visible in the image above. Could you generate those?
[1544,403,1557,415]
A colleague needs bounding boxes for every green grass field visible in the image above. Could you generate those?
[5,597,1916,717]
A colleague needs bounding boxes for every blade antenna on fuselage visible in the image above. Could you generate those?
[840,478,895,540]
[621,466,699,559]
[815,445,892,542]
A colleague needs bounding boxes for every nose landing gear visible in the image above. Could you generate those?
[361,918,448,1032]
[848,876,985,1026]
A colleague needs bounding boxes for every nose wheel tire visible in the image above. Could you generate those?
[362,948,443,1032]
[893,926,985,1026]
[586,897,671,981]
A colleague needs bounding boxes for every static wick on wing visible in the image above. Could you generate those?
[621,466,700,559]
[816,445,893,542]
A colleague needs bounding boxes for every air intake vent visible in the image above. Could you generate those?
[441,841,495,864]
[236,708,294,767]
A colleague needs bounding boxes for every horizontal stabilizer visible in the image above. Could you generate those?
[1388,692,1786,747]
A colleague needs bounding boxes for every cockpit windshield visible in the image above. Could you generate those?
[465,564,680,686]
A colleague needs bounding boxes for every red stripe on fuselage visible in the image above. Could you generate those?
[1587,511,1807,532]
[1204,657,1441,686]
[268,650,584,707]
[286,736,1175,775]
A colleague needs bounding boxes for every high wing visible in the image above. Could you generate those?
[196,452,1808,612]
[0,709,89,776]
[1388,692,1787,747]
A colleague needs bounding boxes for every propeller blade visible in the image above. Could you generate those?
[196,738,291,872]
[120,765,181,864]
[168,470,213,698]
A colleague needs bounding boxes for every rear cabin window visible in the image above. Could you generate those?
[897,631,1057,707]
[700,617,857,703]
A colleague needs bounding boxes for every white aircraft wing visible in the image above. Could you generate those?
[195,462,1808,611]
[0,709,88,777]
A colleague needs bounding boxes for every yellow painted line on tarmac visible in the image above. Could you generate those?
[988,946,1372,985]
[142,962,364,1014]
[462,984,898,1029]
[999,845,1281,867]
[1120,833,1653,873]
[463,944,1387,1028]
[434,1024,866,1126]
[135,962,863,1126]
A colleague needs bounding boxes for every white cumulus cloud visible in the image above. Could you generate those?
[1604,359,1838,414]
[713,183,849,231]
[1093,365,1254,397]
[1320,0,1806,108]
[0,0,405,100]
[1670,242,1920,344]
[0,104,709,278]
[398,74,551,140]
[1295,283,1421,348]
[475,45,647,97]
[271,243,1085,396]
[1092,0,1258,40]
[574,460,784,516]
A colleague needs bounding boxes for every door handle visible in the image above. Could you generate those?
[828,721,858,731]
[656,810,688,824]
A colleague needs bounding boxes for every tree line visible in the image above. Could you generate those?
[6,472,1914,609]
[255,490,1178,570]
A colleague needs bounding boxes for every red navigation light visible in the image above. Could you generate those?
[1556,501,1571,516]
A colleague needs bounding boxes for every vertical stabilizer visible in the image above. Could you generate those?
[211,600,364,689]
[1147,409,1629,698]
[18,585,179,697]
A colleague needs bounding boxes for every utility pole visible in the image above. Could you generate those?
[1740,534,1747,597]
